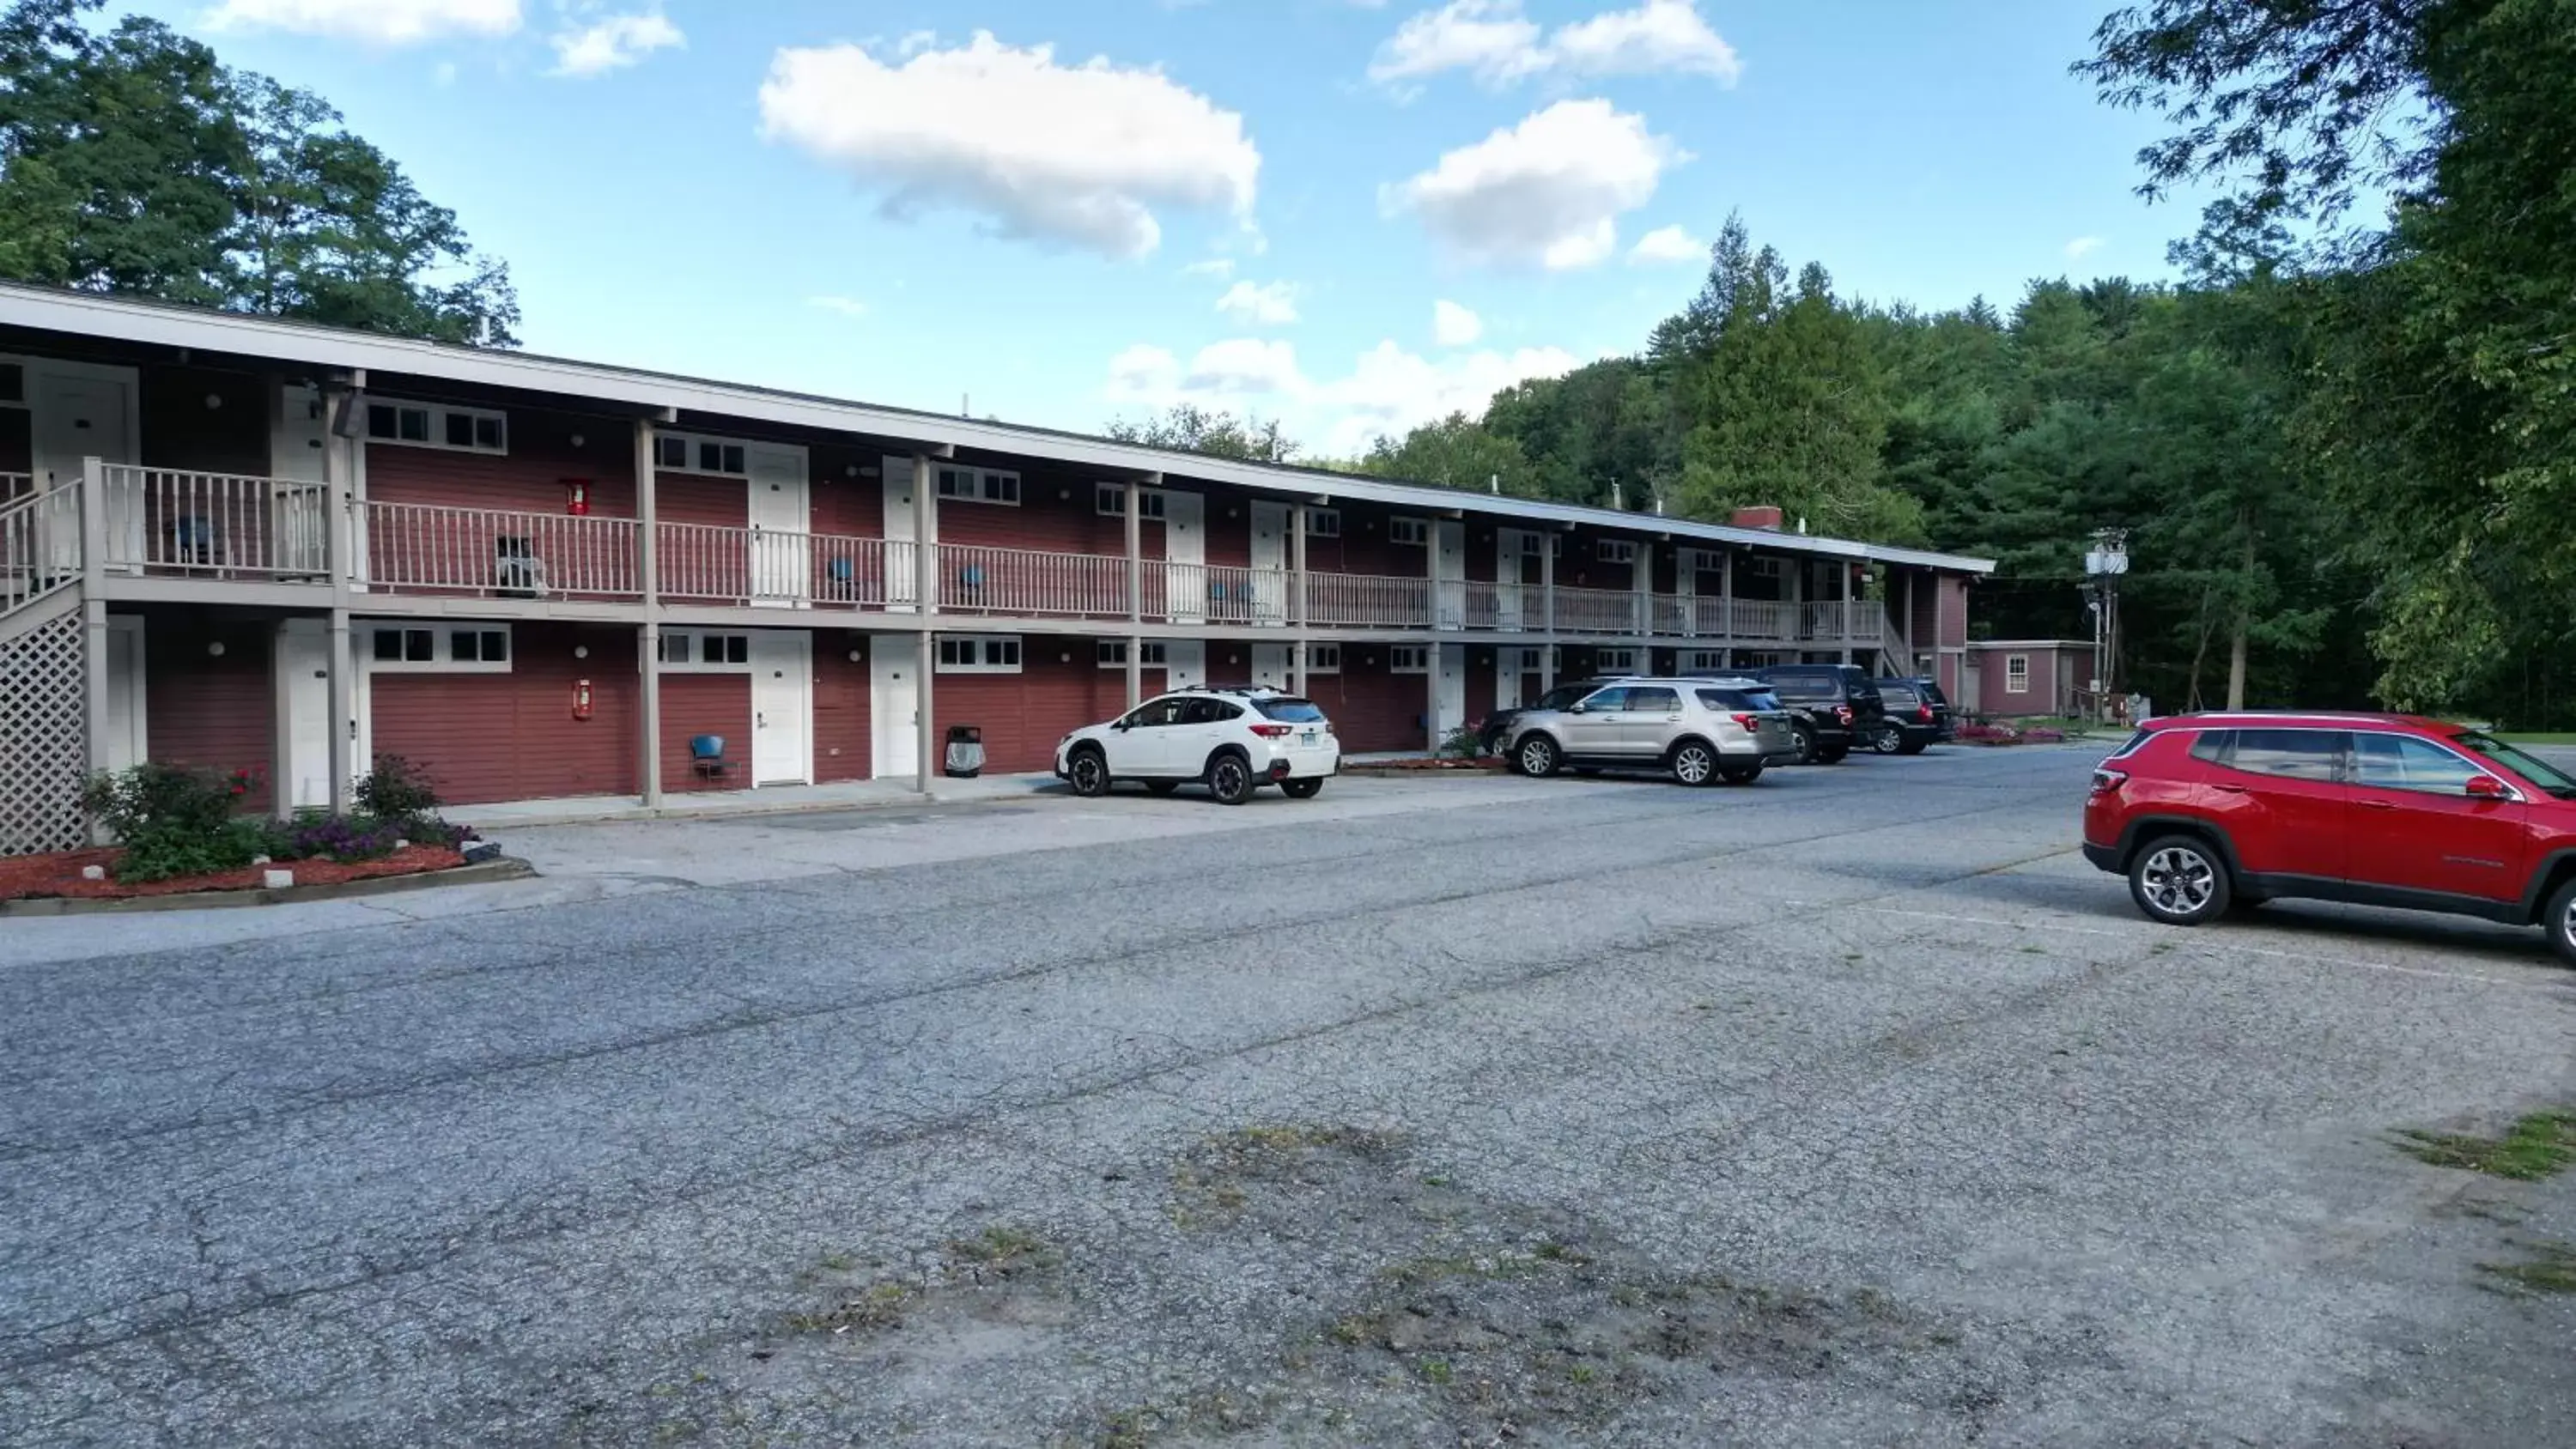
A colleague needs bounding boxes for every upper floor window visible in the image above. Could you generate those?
[937,634,1022,673]
[1303,507,1341,538]
[654,432,750,476]
[2004,655,2030,693]
[1388,645,1430,673]
[1743,556,1784,580]
[939,466,1020,506]
[1388,518,1429,547]
[1595,539,1637,566]
[367,623,511,673]
[1096,483,1168,520]
[1306,643,1341,673]
[1097,640,1170,668]
[367,398,506,455]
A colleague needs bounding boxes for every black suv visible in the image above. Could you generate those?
[1750,665,1886,765]
[1867,677,1953,755]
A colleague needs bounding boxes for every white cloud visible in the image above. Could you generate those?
[1107,343,1184,403]
[204,0,521,45]
[2064,235,2105,259]
[1549,0,1741,83]
[1099,334,1581,458]
[1370,0,1739,91]
[1183,337,1306,394]
[806,295,868,320]
[1182,258,1236,279]
[1627,224,1703,264]
[757,33,1261,260]
[550,9,683,76]
[1215,280,1299,325]
[1432,299,1483,347]
[1382,100,1680,270]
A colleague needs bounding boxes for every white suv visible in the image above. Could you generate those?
[1055,687,1340,804]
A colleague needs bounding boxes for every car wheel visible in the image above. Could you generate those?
[1067,748,1110,797]
[1816,745,1850,765]
[1206,753,1255,805]
[1281,778,1323,799]
[1719,764,1763,785]
[1870,724,1904,755]
[1669,740,1719,787]
[1789,723,1819,765]
[2545,876,2576,967]
[1145,780,1180,797]
[1516,733,1562,778]
[2129,834,2232,925]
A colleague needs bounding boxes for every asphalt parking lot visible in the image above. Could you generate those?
[3,745,2573,1446]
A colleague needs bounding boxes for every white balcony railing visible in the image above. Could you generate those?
[1731,600,1791,640]
[1,477,81,621]
[1193,564,1291,625]
[1306,572,1431,628]
[1553,585,1641,635]
[938,543,1129,618]
[361,500,642,598]
[100,465,329,579]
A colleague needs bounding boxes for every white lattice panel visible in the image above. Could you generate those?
[1,609,88,855]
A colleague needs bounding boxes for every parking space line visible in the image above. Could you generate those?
[1842,904,2561,990]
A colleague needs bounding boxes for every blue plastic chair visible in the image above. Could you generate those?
[690,735,734,781]
[958,564,987,588]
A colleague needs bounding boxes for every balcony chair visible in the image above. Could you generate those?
[954,562,987,604]
[495,536,548,598]
[690,734,739,784]
[171,516,219,569]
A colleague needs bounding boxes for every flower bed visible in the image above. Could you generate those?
[0,843,468,902]
[1954,723,2070,746]
[1343,756,1509,773]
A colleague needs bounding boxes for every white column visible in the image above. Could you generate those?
[914,451,938,793]
[318,412,355,814]
[325,609,353,813]
[78,459,111,786]
[1125,478,1144,708]
[636,420,664,807]
[1538,530,1557,690]
[1290,503,1309,694]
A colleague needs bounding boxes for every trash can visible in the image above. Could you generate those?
[944,724,985,779]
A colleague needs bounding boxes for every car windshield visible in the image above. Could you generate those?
[1534,683,1593,711]
[2454,731,2576,797]
[1254,698,1327,723]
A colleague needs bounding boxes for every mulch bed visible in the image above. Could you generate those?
[0,845,468,902]
[1345,757,1510,773]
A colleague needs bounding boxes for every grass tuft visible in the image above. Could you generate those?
[2478,1240,2576,1296]
[2395,1110,2576,1181]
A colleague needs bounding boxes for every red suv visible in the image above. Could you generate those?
[2081,712,2576,963]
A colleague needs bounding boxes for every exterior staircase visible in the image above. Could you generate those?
[2,482,93,853]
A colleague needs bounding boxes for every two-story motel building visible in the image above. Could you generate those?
[0,282,1993,852]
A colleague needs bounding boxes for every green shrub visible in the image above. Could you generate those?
[355,755,442,830]
[1439,721,1485,759]
[80,764,266,882]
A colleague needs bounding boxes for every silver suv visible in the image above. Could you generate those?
[1502,676,1801,786]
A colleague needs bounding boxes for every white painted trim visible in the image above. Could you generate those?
[659,627,755,673]
[104,614,147,770]
[361,621,513,673]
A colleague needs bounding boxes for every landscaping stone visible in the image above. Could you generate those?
[462,840,502,864]
[78,864,106,882]
[261,869,295,890]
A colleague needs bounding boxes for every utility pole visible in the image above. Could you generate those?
[2082,528,2130,723]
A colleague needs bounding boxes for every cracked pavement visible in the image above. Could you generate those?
[3,749,2573,1446]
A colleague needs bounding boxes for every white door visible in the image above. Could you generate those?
[276,621,334,809]
[883,460,918,610]
[1249,641,1291,690]
[1434,643,1467,744]
[749,447,811,606]
[1163,640,1206,689]
[1249,500,1289,624]
[871,634,920,778]
[1433,520,1466,629]
[273,382,327,482]
[1163,491,1206,624]
[33,373,136,570]
[1494,530,1532,630]
[103,616,147,771]
[750,631,811,785]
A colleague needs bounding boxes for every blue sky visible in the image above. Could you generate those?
[128,1,2207,458]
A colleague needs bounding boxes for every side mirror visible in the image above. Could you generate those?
[1113,720,1131,732]
[2465,775,2510,800]
[1567,702,1588,714]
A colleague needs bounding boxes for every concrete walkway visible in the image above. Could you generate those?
[445,771,1059,829]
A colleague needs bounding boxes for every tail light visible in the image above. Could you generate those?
[1250,724,1294,738]
[2089,767,2127,796]
[1917,704,1934,723]
[1731,712,1759,730]
[1835,705,1853,725]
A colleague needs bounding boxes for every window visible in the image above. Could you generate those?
[2350,734,2487,795]
[1388,518,1429,547]
[1595,647,1639,673]
[364,622,511,673]
[1127,697,1188,727]
[1625,686,1680,712]
[364,398,507,455]
[939,466,1020,506]
[2456,732,2576,797]
[1509,647,1546,672]
[652,432,752,476]
[1684,650,1728,673]
[2004,654,2030,694]
[1514,532,1563,558]
[1255,698,1327,723]
[1097,640,1170,669]
[1096,483,1169,520]
[0,361,21,404]
[936,634,1023,673]
[1303,507,1341,538]
[1696,688,1777,712]
[1388,645,1430,673]
[1578,687,1631,711]
[2225,729,2346,782]
[1180,698,1242,724]
[1596,540,1637,566]
[1305,644,1341,674]
[659,630,750,671]
[1743,556,1784,580]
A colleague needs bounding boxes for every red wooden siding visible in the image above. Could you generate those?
[654,472,747,528]
[1305,652,1424,753]
[809,471,881,539]
[815,635,872,782]
[929,646,1124,774]
[1465,652,1498,728]
[144,616,276,812]
[659,673,752,793]
[368,622,639,805]
[365,407,639,517]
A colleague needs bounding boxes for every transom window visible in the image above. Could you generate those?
[366,623,511,673]
[1388,518,1429,547]
[1595,539,1637,565]
[366,398,506,455]
[1303,507,1341,538]
[938,466,1020,506]
[1096,483,1169,520]
[1684,650,1728,672]
[1305,643,1341,674]
[937,634,1023,673]
[659,630,750,670]
[1595,647,1639,672]
[1743,556,1784,580]
[2004,655,2030,693]
[1388,645,1430,673]
[1097,640,1170,668]
[654,432,750,476]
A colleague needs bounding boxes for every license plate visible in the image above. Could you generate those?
[1300,731,1317,744]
